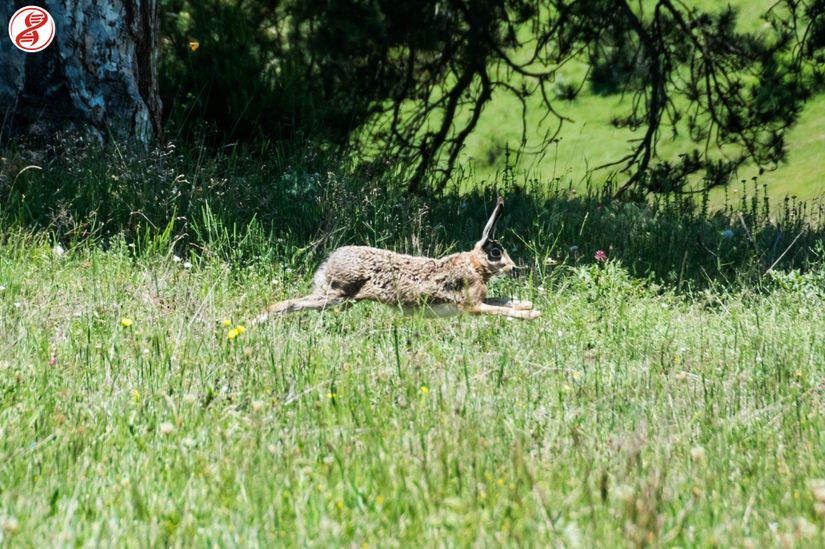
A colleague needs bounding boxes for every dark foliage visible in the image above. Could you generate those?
[159,0,825,195]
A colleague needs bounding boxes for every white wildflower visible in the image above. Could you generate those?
[797,518,817,539]
[690,446,706,463]
[0,516,19,534]
[809,479,825,503]
[614,484,634,503]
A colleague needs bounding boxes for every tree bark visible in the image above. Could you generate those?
[0,0,161,146]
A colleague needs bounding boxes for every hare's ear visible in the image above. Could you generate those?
[480,197,504,243]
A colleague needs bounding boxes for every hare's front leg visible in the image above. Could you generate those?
[465,302,540,320]
[484,298,533,310]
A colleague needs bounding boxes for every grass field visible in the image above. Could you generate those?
[2,180,825,545]
[1,1,824,543]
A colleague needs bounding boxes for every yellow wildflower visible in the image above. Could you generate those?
[227,325,247,340]
[222,319,231,327]
[189,40,199,52]
[420,385,429,394]
[120,317,133,328]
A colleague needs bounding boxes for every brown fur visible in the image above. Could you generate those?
[254,198,539,322]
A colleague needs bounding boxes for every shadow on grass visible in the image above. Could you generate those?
[1,142,823,291]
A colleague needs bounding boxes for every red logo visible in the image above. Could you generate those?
[8,6,55,53]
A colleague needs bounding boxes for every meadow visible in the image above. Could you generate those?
[2,0,824,542]
[1,146,825,545]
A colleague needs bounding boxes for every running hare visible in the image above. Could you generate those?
[256,197,538,322]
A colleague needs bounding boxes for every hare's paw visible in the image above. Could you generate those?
[522,309,540,320]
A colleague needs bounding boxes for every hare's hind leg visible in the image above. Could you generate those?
[254,293,348,324]
[465,302,540,320]
[484,298,534,310]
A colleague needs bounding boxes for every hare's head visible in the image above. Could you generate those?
[471,197,516,278]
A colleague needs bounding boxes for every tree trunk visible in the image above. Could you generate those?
[0,0,161,146]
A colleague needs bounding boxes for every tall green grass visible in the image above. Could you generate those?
[2,142,823,291]
[1,219,823,546]
[1,143,824,545]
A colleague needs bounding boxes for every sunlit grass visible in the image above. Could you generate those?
[1,214,823,545]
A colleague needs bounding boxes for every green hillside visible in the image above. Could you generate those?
[460,0,824,203]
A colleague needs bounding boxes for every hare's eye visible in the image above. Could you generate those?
[490,247,502,260]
